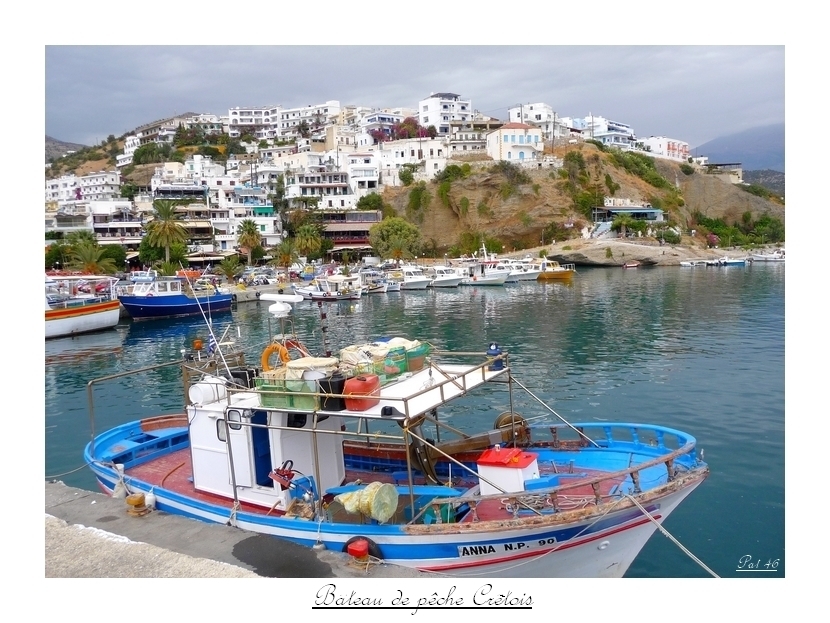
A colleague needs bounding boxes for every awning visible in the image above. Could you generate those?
[126,252,140,260]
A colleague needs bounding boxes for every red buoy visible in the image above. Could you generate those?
[346,538,369,559]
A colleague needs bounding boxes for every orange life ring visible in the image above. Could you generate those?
[261,339,310,371]
[146,293,154,297]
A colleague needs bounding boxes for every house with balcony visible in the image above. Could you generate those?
[90,200,144,249]
[284,154,356,210]
[448,118,505,154]
[343,152,380,199]
[637,136,690,162]
[227,106,281,139]
[507,103,565,143]
[418,93,472,136]
[277,100,341,140]
[79,170,122,201]
[45,174,80,204]
[562,114,636,149]
[116,136,142,168]
[373,137,448,186]
[319,209,382,256]
[485,123,544,163]
[590,197,665,238]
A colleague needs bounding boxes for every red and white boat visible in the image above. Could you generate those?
[45,274,122,339]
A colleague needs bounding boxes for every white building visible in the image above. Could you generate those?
[418,93,472,136]
[277,100,341,140]
[373,137,448,185]
[89,200,143,247]
[343,152,380,199]
[227,106,281,139]
[284,153,356,210]
[45,173,81,204]
[485,123,544,163]
[637,136,690,162]
[562,114,636,149]
[78,170,121,201]
[116,135,141,168]
[507,103,565,142]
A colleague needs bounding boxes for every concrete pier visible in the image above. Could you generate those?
[45,481,425,578]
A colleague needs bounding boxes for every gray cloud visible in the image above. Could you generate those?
[46,45,783,149]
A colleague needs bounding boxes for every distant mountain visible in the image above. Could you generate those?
[693,123,784,173]
[46,136,88,163]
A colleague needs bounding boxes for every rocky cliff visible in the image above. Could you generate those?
[381,143,784,254]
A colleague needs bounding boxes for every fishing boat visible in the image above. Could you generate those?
[503,258,543,282]
[83,300,709,578]
[118,277,234,320]
[357,269,389,294]
[293,274,363,301]
[679,260,707,267]
[394,265,432,290]
[128,269,159,283]
[750,248,785,262]
[621,261,640,270]
[45,274,122,339]
[536,259,577,279]
[425,265,464,288]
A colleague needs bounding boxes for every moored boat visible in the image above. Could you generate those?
[118,277,233,320]
[536,259,577,279]
[45,274,122,339]
[83,301,709,578]
[425,265,464,288]
[293,274,363,301]
[750,248,785,262]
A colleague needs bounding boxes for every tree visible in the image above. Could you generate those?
[144,199,189,263]
[66,230,97,247]
[45,241,71,270]
[355,193,385,211]
[611,214,636,238]
[237,219,262,266]
[270,238,299,281]
[137,236,164,266]
[99,244,127,270]
[294,223,323,259]
[369,217,422,260]
[68,241,118,274]
[297,121,311,139]
[217,256,243,283]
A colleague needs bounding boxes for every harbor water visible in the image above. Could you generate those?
[44,264,785,578]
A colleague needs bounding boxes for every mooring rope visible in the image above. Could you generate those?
[624,493,720,578]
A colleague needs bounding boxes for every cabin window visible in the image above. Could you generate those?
[227,409,243,431]
[287,413,307,428]
[216,419,227,442]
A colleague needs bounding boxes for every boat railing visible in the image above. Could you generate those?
[402,420,701,523]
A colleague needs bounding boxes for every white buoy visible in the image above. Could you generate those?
[144,490,157,510]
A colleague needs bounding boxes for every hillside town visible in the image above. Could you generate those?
[45,93,720,266]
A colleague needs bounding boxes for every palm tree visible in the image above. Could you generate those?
[612,214,636,239]
[145,199,189,263]
[294,224,322,259]
[68,241,117,274]
[237,219,262,267]
[217,256,243,283]
[270,239,299,281]
[387,236,413,266]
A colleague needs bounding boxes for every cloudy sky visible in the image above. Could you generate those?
[45,45,784,150]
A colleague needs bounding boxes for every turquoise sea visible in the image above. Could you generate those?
[44,263,785,578]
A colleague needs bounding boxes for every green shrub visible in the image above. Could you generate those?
[679,163,695,175]
[459,196,469,216]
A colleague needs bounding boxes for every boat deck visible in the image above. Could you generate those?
[125,447,625,524]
